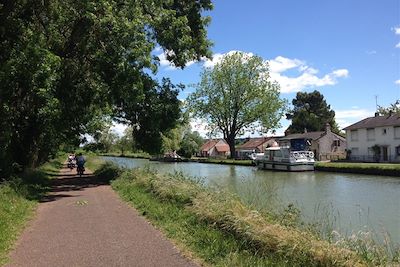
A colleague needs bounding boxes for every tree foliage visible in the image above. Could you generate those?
[377,100,400,115]
[0,0,212,178]
[178,130,204,158]
[286,90,340,134]
[187,52,286,158]
[115,127,134,155]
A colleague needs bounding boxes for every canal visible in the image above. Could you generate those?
[103,156,400,245]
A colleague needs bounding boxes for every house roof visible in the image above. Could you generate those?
[237,137,273,150]
[215,143,229,152]
[200,139,229,152]
[200,139,218,152]
[279,131,325,141]
[343,114,400,130]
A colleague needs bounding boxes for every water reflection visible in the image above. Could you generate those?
[103,156,400,245]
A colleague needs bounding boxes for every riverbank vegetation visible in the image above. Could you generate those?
[0,155,63,265]
[94,161,399,266]
[193,158,254,166]
[316,162,400,177]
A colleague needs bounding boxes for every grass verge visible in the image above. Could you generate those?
[0,154,64,265]
[93,161,396,266]
[192,158,254,166]
[316,162,400,177]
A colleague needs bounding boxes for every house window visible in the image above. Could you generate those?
[351,130,358,141]
[333,140,340,147]
[382,129,387,135]
[367,128,375,141]
[396,146,400,156]
[395,127,400,139]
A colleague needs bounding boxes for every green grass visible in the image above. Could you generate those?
[0,154,64,265]
[316,162,400,176]
[102,164,372,266]
[113,179,288,266]
[194,158,254,166]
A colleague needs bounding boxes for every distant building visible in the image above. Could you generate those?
[199,139,230,158]
[343,113,400,162]
[236,137,278,159]
[279,123,346,161]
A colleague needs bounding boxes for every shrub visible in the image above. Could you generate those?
[94,162,123,182]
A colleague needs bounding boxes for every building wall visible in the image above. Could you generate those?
[209,140,230,158]
[317,134,346,161]
[346,126,400,161]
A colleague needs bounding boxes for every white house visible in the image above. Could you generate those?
[343,113,400,162]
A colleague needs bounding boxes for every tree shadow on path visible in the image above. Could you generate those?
[40,164,109,203]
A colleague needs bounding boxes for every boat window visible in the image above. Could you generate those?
[281,149,290,158]
[274,150,282,157]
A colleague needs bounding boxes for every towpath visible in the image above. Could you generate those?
[6,164,197,267]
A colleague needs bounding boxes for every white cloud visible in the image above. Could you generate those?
[393,27,400,48]
[332,69,349,78]
[268,56,303,73]
[267,56,349,93]
[335,108,374,129]
[366,50,377,55]
[395,79,400,85]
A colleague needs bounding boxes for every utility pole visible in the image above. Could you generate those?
[375,95,378,111]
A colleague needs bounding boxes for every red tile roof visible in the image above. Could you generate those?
[215,143,229,152]
[237,137,273,150]
[200,139,230,153]
[200,139,218,152]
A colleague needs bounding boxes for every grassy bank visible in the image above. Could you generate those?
[190,158,254,166]
[98,151,151,159]
[316,162,400,177]
[92,161,400,266]
[0,155,64,265]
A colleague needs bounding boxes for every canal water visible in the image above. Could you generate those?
[103,156,400,245]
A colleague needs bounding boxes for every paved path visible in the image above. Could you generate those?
[6,164,197,267]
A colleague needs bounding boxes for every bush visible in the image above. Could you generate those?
[94,162,123,182]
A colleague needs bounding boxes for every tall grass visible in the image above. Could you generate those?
[94,162,398,266]
[0,155,63,265]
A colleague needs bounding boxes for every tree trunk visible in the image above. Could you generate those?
[226,136,236,159]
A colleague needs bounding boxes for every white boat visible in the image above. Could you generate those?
[254,146,315,171]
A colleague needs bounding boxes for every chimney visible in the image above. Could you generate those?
[325,123,331,133]
[389,110,393,117]
[304,128,308,133]
[375,112,379,117]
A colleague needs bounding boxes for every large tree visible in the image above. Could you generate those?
[286,90,340,134]
[0,0,213,177]
[187,52,286,158]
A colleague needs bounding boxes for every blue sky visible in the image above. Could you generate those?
[114,1,400,136]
